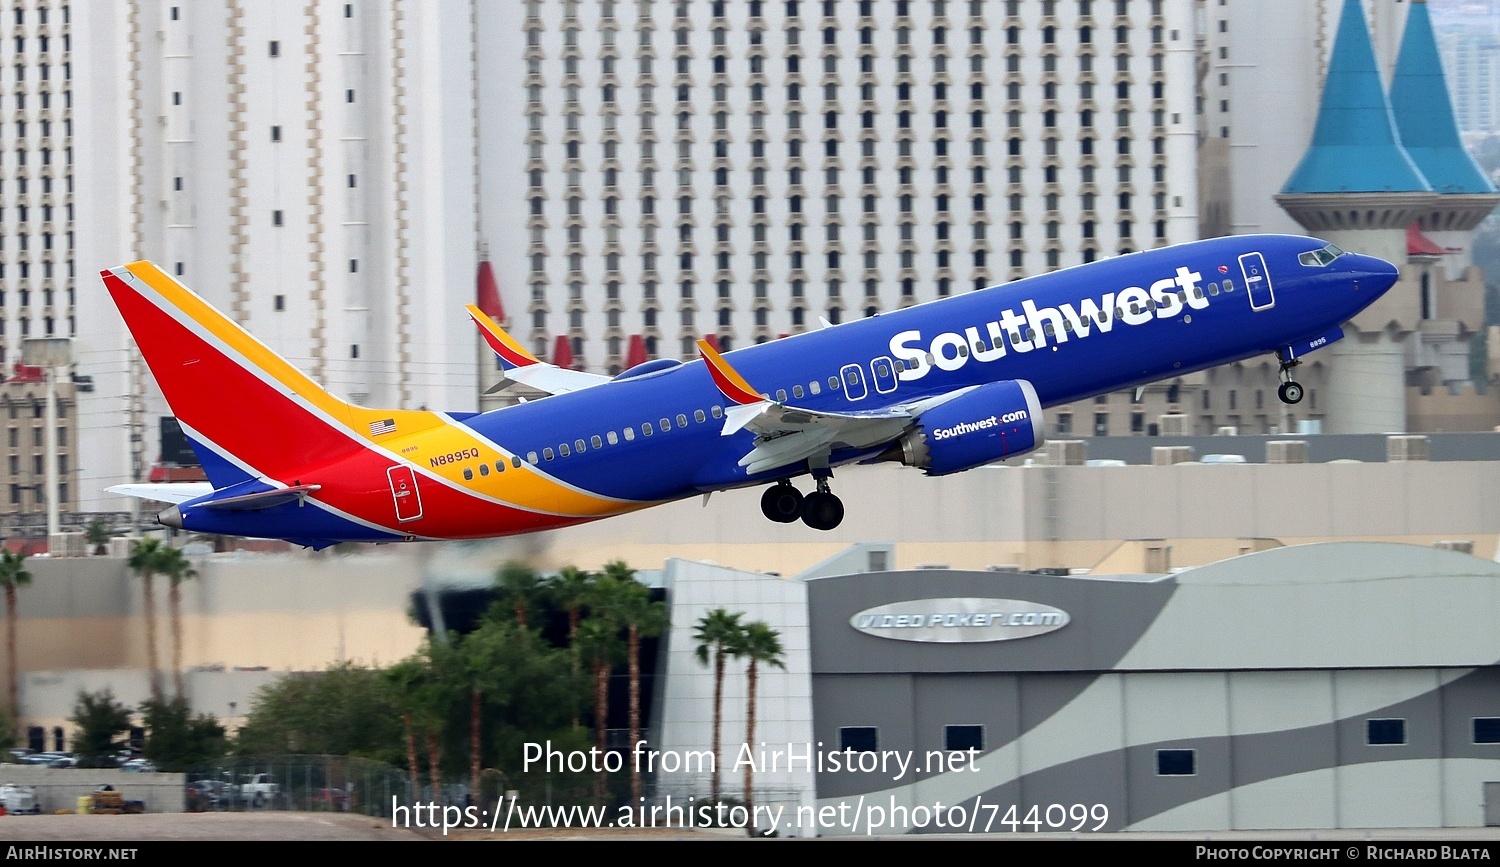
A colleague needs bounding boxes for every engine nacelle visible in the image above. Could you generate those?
[881,379,1045,476]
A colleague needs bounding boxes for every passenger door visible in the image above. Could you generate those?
[1239,251,1275,311]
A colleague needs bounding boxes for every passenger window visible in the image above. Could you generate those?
[643,423,654,436]
[527,451,539,464]
[1208,282,1220,296]
[1063,320,1073,333]
[809,380,821,395]
[793,385,804,398]
[479,464,489,477]
[958,343,970,356]
[575,438,586,453]
[711,405,724,418]
[463,468,474,480]
[1224,278,1235,292]
[592,435,603,448]
[495,460,505,473]
[694,409,706,423]
[660,417,672,432]
[829,376,841,389]
[625,426,637,441]
[559,443,570,457]
[677,413,688,427]
[877,362,890,376]
[776,389,787,401]
[607,431,619,445]
[543,448,555,461]
[512,456,523,468]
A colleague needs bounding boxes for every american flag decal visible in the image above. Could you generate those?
[368,418,396,436]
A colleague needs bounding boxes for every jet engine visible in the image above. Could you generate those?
[878,379,1045,475]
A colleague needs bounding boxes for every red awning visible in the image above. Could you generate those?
[1407,222,1446,258]
[476,259,504,321]
[551,335,574,370]
[625,334,648,369]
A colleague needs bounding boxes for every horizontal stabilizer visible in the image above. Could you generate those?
[106,483,215,505]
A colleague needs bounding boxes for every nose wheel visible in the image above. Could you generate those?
[1275,348,1304,405]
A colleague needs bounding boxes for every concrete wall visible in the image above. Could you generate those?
[529,459,1500,575]
[5,548,429,733]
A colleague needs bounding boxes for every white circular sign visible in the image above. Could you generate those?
[849,598,1071,643]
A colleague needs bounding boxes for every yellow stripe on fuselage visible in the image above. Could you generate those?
[123,261,646,517]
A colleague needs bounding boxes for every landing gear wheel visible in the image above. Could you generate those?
[760,483,803,523]
[801,491,845,531]
[1277,381,1304,405]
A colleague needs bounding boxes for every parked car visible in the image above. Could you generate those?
[187,779,231,811]
[240,773,279,807]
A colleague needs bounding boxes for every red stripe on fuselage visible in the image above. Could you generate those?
[105,274,596,539]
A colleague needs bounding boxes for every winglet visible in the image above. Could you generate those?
[696,339,765,406]
[466,304,541,371]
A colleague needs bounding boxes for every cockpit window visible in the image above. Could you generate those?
[1297,244,1344,267]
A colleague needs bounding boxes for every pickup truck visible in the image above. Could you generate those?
[240,774,279,807]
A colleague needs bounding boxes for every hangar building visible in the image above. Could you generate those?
[653,542,1500,835]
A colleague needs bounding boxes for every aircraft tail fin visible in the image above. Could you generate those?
[100,262,436,489]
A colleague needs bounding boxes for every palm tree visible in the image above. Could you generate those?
[692,607,744,805]
[609,565,666,806]
[159,547,199,701]
[0,549,30,721]
[127,539,169,702]
[738,621,785,834]
[575,604,623,804]
[547,565,596,728]
[494,561,543,628]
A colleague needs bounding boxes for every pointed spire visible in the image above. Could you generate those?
[1281,0,1430,194]
[475,259,505,321]
[1389,0,1496,194]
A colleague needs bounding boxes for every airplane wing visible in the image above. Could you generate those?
[696,339,915,476]
[466,305,609,396]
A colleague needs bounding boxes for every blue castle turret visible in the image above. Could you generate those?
[1280,0,1429,197]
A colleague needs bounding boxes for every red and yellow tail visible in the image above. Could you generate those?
[100,262,440,487]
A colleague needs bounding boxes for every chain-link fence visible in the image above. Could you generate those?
[183,755,414,818]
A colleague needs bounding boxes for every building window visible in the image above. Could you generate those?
[840,727,878,752]
[1156,749,1195,776]
[274,295,285,311]
[944,725,983,752]
[1366,719,1405,746]
[269,40,280,57]
[1474,718,1500,744]
[270,125,281,142]
[272,210,284,226]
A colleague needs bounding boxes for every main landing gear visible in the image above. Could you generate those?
[1276,349,1304,405]
[759,474,844,531]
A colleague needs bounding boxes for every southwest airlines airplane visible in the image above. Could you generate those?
[101,235,1397,548]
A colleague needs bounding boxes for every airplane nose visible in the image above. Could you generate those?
[1353,254,1400,297]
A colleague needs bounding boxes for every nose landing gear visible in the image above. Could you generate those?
[1276,348,1304,405]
